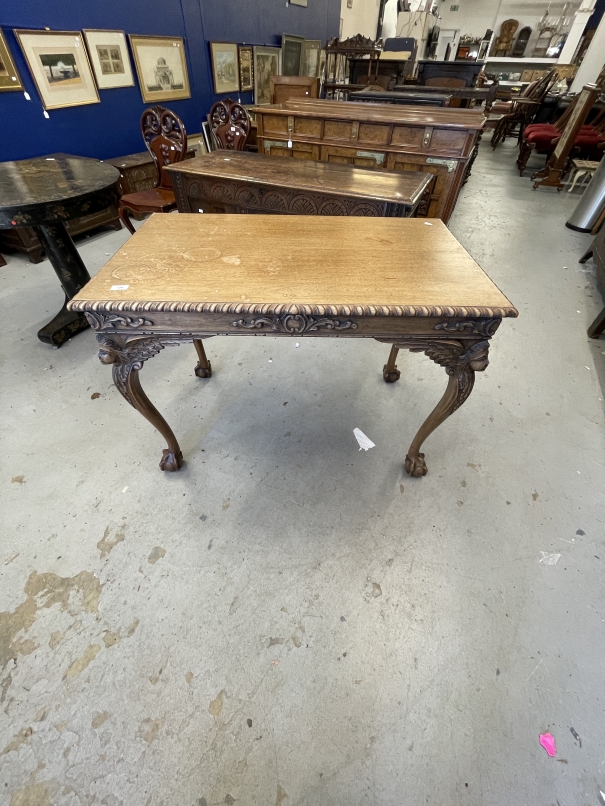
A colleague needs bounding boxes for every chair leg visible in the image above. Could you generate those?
[193,339,212,378]
[579,246,593,264]
[118,202,136,235]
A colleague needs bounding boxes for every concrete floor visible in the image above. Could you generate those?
[1,141,605,806]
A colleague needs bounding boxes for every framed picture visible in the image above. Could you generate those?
[281,34,304,76]
[253,45,281,105]
[302,39,321,77]
[0,29,23,91]
[238,45,254,91]
[209,41,239,94]
[83,29,134,89]
[14,29,99,110]
[129,35,190,103]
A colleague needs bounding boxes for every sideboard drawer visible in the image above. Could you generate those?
[321,145,387,168]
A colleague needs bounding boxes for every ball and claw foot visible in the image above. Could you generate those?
[405,453,428,477]
[159,449,183,472]
[383,365,401,383]
[194,360,212,378]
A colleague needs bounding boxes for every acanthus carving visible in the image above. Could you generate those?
[85,312,154,330]
[434,318,500,338]
[96,335,178,405]
[231,314,358,334]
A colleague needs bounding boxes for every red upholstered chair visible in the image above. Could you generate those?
[517,99,605,174]
[209,99,250,150]
[118,106,188,234]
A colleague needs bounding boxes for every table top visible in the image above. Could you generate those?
[0,153,120,228]
[164,150,433,206]
[71,215,517,319]
[350,90,452,105]
[254,99,486,130]
[394,85,490,98]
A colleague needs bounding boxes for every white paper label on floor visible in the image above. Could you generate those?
[539,552,561,566]
[43,110,49,119]
[110,284,129,290]
[353,428,375,451]
[23,91,31,100]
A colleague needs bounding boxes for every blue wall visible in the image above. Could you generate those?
[0,0,339,162]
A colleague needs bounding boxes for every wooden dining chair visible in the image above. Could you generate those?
[118,106,188,234]
[209,99,251,151]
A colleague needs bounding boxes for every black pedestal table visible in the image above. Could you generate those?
[0,154,120,347]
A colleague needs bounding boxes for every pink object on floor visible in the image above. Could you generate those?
[539,733,556,757]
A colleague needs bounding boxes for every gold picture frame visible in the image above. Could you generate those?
[238,45,254,92]
[129,34,190,103]
[0,29,23,91]
[83,29,134,90]
[209,41,239,94]
[14,29,99,110]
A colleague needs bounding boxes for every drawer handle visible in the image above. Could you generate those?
[426,157,457,173]
[356,150,385,165]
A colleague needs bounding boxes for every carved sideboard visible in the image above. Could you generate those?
[252,99,485,222]
[165,150,433,218]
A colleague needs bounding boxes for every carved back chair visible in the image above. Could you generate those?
[512,26,532,58]
[270,75,320,104]
[209,99,250,151]
[491,19,519,56]
[118,106,188,234]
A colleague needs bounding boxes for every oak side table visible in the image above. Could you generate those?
[69,215,517,476]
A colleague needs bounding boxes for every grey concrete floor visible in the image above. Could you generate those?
[1,141,605,806]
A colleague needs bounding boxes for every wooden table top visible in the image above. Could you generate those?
[164,151,433,205]
[394,85,491,99]
[256,98,486,130]
[72,215,517,319]
[350,90,452,106]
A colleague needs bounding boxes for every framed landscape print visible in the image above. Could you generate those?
[253,45,281,105]
[83,29,134,89]
[129,35,190,103]
[209,41,239,94]
[238,45,254,91]
[14,29,99,110]
[302,39,321,76]
[281,34,304,76]
[0,29,23,91]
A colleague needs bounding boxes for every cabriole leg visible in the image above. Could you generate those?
[193,338,212,378]
[404,340,490,477]
[383,345,401,383]
[98,336,183,471]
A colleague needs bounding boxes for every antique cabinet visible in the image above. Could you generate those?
[253,99,485,222]
[166,150,433,218]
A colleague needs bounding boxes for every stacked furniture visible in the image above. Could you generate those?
[253,98,485,223]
